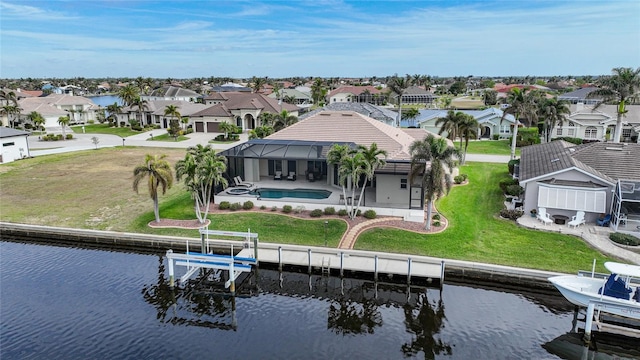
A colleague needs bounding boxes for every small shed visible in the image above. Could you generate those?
[0,127,31,163]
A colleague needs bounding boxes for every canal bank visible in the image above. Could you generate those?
[0,222,565,290]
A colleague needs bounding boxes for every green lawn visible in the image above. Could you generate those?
[464,139,521,156]
[71,124,148,137]
[148,133,189,142]
[355,162,612,273]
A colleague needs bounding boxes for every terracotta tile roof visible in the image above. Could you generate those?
[203,92,298,113]
[327,85,382,98]
[265,110,431,161]
[191,104,232,117]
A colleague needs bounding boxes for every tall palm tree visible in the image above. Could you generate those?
[539,97,570,143]
[106,102,123,126]
[352,143,387,212]
[456,113,478,164]
[409,135,459,230]
[311,78,326,106]
[435,110,462,141]
[500,88,539,159]
[175,145,228,224]
[1,104,21,128]
[402,107,420,127]
[273,110,298,131]
[133,154,174,223]
[118,84,140,107]
[587,67,640,143]
[131,96,149,126]
[218,121,234,140]
[251,76,267,93]
[57,116,70,139]
[28,111,45,132]
[164,104,181,132]
[388,74,411,127]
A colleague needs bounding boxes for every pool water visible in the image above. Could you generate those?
[251,187,331,199]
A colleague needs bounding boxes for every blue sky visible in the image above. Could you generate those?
[1,0,639,79]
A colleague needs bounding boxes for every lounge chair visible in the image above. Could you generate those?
[567,211,585,228]
[274,171,282,180]
[597,214,611,227]
[536,207,553,225]
[234,176,253,188]
[287,172,296,181]
[339,194,345,204]
[307,172,314,182]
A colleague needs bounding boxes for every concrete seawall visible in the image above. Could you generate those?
[0,222,565,290]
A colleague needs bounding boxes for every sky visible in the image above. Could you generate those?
[1,0,639,79]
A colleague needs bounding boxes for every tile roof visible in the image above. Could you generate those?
[203,92,298,113]
[570,104,640,124]
[299,102,397,124]
[520,141,640,184]
[327,85,382,97]
[558,87,601,100]
[190,104,232,117]
[148,86,201,98]
[265,110,432,161]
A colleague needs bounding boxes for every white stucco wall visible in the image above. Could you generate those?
[0,135,29,163]
[375,174,410,206]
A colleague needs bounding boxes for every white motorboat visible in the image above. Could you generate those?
[548,262,640,320]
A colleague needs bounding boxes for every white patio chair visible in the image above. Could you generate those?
[536,207,553,225]
[567,211,585,228]
[234,176,253,188]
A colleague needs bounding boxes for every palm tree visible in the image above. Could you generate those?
[251,76,267,93]
[164,104,181,134]
[175,145,228,224]
[587,67,640,143]
[118,84,140,107]
[352,143,387,212]
[402,107,420,127]
[1,104,21,128]
[218,121,234,140]
[131,97,149,126]
[180,117,189,131]
[500,88,539,159]
[57,116,70,139]
[28,111,45,132]
[457,113,478,164]
[311,78,327,106]
[388,74,411,127]
[133,154,174,223]
[409,135,459,230]
[539,97,570,143]
[273,110,297,131]
[106,102,123,127]
[435,110,462,141]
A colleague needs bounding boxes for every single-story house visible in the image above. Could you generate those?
[518,140,640,234]
[551,104,640,143]
[417,107,516,140]
[219,111,454,221]
[0,127,30,163]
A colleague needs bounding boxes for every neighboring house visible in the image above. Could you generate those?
[518,141,640,234]
[143,86,202,102]
[299,102,397,127]
[417,107,516,139]
[551,104,640,143]
[209,82,253,93]
[0,127,30,163]
[389,85,438,105]
[327,86,386,105]
[267,89,313,107]
[122,100,207,128]
[201,92,299,131]
[219,111,453,221]
[558,87,602,105]
[18,94,100,129]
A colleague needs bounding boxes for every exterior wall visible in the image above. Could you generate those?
[330,93,352,103]
[522,169,612,222]
[0,135,29,163]
[243,158,260,182]
[375,174,410,206]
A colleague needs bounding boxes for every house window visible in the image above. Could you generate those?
[567,122,576,137]
[556,127,563,136]
[3,142,15,146]
[584,126,597,139]
[268,160,282,175]
[400,178,407,189]
[622,128,632,139]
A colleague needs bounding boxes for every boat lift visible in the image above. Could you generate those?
[166,229,259,295]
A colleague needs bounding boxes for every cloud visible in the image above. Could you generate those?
[0,1,79,21]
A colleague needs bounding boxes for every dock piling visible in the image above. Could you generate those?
[407,257,412,285]
[340,252,344,277]
[374,255,379,281]
[307,249,312,274]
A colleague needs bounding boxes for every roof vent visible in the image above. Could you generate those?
[320,113,330,116]
[551,158,560,163]
[605,147,622,151]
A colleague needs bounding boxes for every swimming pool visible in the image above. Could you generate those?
[250,188,332,199]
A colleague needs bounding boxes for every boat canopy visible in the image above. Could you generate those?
[605,262,640,278]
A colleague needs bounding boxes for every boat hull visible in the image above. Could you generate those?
[549,275,640,320]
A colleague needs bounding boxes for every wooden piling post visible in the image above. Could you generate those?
[374,255,379,281]
[308,249,312,274]
[440,260,445,289]
[407,257,412,285]
[584,302,595,343]
[278,246,282,271]
[167,250,175,288]
[340,252,344,277]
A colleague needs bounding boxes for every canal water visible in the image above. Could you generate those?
[87,95,121,107]
[1,241,638,359]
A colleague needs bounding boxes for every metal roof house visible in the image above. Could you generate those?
[519,141,640,234]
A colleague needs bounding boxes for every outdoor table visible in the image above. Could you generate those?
[552,215,569,225]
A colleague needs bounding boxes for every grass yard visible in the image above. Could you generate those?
[464,139,521,156]
[71,123,149,137]
[355,162,612,273]
[148,133,189,142]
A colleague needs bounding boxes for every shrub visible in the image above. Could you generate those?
[432,220,441,227]
[461,173,468,181]
[507,159,520,175]
[131,124,143,131]
[294,205,305,214]
[363,210,376,219]
[338,209,348,217]
[219,201,230,210]
[242,200,254,210]
[432,213,441,220]
[271,206,277,212]
[324,207,336,215]
[87,120,95,125]
[500,208,524,220]
[454,175,465,184]
[609,232,640,246]
[310,209,323,217]
[505,184,524,197]
[553,137,583,145]
[185,128,194,134]
[492,134,500,140]
[499,178,519,192]
[355,209,362,217]
[229,202,240,211]
[215,134,225,141]
[65,134,73,140]
[282,205,292,213]
[260,205,267,210]
[56,134,63,141]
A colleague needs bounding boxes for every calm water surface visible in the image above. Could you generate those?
[87,95,121,107]
[1,241,638,359]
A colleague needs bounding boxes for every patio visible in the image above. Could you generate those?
[215,177,425,222]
